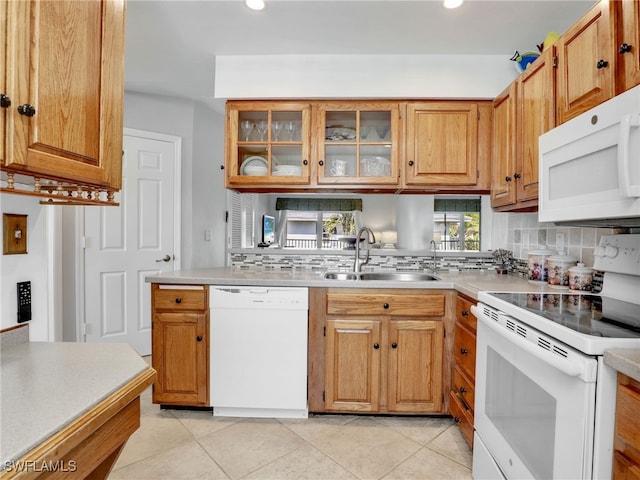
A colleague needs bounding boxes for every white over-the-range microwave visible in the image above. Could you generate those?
[539,85,640,228]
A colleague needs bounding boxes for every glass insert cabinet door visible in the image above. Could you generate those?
[317,103,399,185]
[226,102,311,184]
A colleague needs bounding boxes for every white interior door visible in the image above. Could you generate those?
[84,129,181,355]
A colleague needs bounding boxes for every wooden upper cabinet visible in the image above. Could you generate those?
[404,102,479,187]
[515,46,556,207]
[2,0,126,190]
[615,0,640,93]
[225,101,312,188]
[491,83,517,208]
[316,102,400,188]
[556,0,616,124]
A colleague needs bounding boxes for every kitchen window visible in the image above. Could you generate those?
[433,197,481,252]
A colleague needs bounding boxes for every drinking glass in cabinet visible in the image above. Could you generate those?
[256,121,268,141]
[375,125,390,140]
[272,121,283,141]
[360,125,371,140]
[240,120,253,141]
[285,121,297,141]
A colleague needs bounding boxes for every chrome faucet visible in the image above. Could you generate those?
[354,227,376,272]
[430,240,438,273]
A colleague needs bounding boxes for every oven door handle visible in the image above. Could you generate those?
[473,306,593,381]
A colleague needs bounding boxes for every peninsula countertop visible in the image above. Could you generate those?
[145,267,557,300]
[0,342,156,473]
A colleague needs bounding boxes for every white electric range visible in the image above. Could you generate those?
[471,234,640,480]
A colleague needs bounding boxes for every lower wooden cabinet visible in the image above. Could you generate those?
[613,373,640,479]
[310,288,454,415]
[151,284,209,407]
[450,293,478,448]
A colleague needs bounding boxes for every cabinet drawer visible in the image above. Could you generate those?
[327,292,445,317]
[454,322,476,379]
[617,381,640,449]
[456,295,477,332]
[153,285,207,311]
[449,390,474,448]
[453,365,475,413]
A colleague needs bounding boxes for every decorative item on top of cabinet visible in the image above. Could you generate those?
[613,373,640,479]
[316,101,400,189]
[404,101,492,190]
[449,292,477,448]
[225,101,312,190]
[555,0,616,124]
[1,0,126,205]
[614,0,640,93]
[315,288,455,415]
[151,284,210,407]
[491,46,554,212]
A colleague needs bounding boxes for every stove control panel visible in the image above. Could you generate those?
[594,234,640,276]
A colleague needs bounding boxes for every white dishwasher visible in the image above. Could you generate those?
[210,286,309,418]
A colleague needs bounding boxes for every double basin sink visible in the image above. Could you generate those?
[323,271,440,282]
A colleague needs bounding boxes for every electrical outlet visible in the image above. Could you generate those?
[17,281,32,323]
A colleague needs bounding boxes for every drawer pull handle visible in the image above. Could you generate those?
[391,342,398,349]
[373,343,380,350]
[460,348,469,354]
[383,303,389,309]
[453,417,462,424]
[196,335,203,342]
[461,310,469,316]
[460,386,467,393]
[175,297,182,304]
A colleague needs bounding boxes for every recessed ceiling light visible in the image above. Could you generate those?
[443,0,463,8]
[245,0,265,11]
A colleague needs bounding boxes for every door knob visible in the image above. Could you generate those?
[0,94,11,108]
[155,254,171,262]
[391,342,398,349]
[619,43,632,54]
[196,335,203,342]
[596,59,609,69]
[460,348,469,354]
[373,343,380,349]
[17,104,36,117]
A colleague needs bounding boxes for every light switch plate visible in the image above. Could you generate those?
[3,214,28,255]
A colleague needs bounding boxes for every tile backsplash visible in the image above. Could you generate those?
[499,212,615,269]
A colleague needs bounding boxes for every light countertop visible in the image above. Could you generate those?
[604,349,640,382]
[0,342,152,468]
[145,267,556,300]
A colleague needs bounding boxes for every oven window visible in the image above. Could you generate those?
[486,347,556,480]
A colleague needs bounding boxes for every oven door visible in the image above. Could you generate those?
[472,304,598,480]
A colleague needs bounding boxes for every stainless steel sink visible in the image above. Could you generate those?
[323,271,439,282]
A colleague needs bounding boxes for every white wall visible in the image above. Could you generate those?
[0,194,51,340]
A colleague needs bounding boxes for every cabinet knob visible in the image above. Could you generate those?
[302,159,308,166]
[619,43,632,54]
[408,160,414,166]
[17,104,36,117]
[175,297,182,304]
[319,160,324,166]
[514,172,521,179]
[596,59,609,69]
[373,343,380,349]
[0,94,11,108]
[196,335,203,342]
[391,342,398,349]
[460,386,467,393]
[460,348,469,354]
[383,303,389,309]
[220,165,225,170]
[462,310,469,316]
[453,417,462,424]
[505,176,512,182]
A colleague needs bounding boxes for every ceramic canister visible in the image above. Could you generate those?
[547,253,578,289]
[569,263,594,292]
[527,245,557,284]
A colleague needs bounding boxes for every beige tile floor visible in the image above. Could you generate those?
[109,385,473,480]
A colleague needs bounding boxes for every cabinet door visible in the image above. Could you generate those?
[615,0,640,93]
[387,319,443,413]
[324,318,381,412]
[515,47,555,206]
[3,0,125,189]
[405,102,478,186]
[225,101,311,187]
[491,83,517,208]
[556,0,615,124]
[152,312,209,406]
[316,102,399,187]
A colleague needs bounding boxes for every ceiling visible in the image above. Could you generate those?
[124,0,595,104]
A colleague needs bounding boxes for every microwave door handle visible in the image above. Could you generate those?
[477,312,592,381]
[618,113,640,198]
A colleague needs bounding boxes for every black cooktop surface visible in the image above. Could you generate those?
[489,292,640,338]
